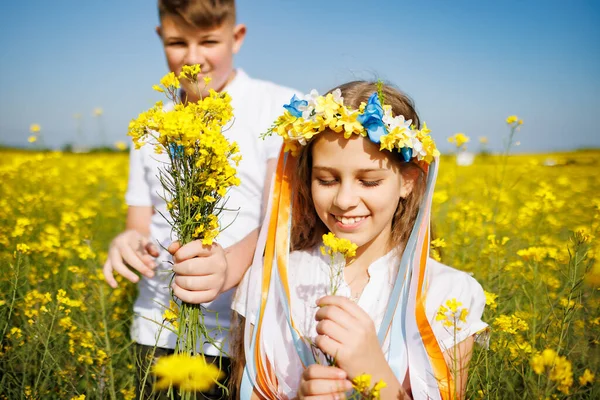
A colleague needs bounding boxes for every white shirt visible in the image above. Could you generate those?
[233,246,488,397]
[126,69,299,354]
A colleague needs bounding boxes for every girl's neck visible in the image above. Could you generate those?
[348,235,392,274]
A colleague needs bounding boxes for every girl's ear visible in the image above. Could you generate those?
[399,165,421,198]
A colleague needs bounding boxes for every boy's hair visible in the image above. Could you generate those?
[158,0,236,28]
[292,81,427,254]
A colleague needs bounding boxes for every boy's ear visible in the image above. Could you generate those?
[232,23,247,54]
[156,25,163,39]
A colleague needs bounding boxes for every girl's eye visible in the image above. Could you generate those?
[167,41,185,47]
[203,40,219,45]
[361,180,382,187]
[317,178,337,186]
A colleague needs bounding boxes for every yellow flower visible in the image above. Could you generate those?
[30,123,41,133]
[371,379,387,399]
[530,349,573,394]
[506,115,518,124]
[159,71,180,89]
[93,107,103,116]
[479,136,488,144]
[28,135,38,143]
[483,290,498,311]
[352,373,372,392]
[114,141,127,151]
[179,64,202,80]
[579,369,594,386]
[162,300,180,330]
[320,232,357,259]
[153,354,224,392]
[70,395,85,400]
[447,132,470,148]
[436,299,469,330]
[493,314,529,334]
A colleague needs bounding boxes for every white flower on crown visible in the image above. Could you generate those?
[299,89,320,120]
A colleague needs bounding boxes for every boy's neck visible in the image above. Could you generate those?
[182,69,238,104]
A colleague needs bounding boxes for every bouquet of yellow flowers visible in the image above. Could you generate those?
[128,65,241,393]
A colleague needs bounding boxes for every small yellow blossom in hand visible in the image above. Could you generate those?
[352,373,372,392]
[447,132,470,149]
[352,374,386,399]
[153,354,224,392]
[320,233,358,296]
[320,232,358,258]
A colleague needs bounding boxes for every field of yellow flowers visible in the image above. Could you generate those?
[0,146,599,399]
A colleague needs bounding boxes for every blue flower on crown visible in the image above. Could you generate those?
[357,93,387,144]
[283,95,308,118]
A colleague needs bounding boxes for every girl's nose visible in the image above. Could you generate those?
[333,183,359,210]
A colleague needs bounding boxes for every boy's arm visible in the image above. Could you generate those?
[170,157,278,303]
[103,206,159,288]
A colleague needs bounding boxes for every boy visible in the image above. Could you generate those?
[102,0,298,398]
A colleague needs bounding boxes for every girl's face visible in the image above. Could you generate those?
[310,131,413,257]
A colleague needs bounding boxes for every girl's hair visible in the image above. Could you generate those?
[292,81,427,255]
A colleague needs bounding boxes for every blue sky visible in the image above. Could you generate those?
[1,0,599,153]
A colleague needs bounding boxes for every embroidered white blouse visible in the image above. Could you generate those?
[233,246,488,398]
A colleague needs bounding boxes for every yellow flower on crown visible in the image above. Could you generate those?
[263,88,439,163]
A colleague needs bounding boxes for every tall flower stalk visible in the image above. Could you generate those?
[128,65,241,396]
[312,233,357,366]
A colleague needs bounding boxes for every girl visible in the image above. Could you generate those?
[176,81,488,399]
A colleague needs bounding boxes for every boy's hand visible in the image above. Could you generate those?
[297,364,352,400]
[103,230,159,288]
[314,296,387,379]
[169,241,228,304]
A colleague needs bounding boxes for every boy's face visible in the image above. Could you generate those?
[157,15,246,99]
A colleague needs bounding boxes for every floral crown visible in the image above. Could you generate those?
[264,87,440,163]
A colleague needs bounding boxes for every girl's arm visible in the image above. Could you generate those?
[314,295,411,400]
[443,335,475,399]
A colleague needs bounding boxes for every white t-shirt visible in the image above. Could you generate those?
[232,246,488,397]
[125,69,299,355]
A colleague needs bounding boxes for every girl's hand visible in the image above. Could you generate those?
[297,364,352,400]
[314,295,387,379]
[169,240,228,304]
